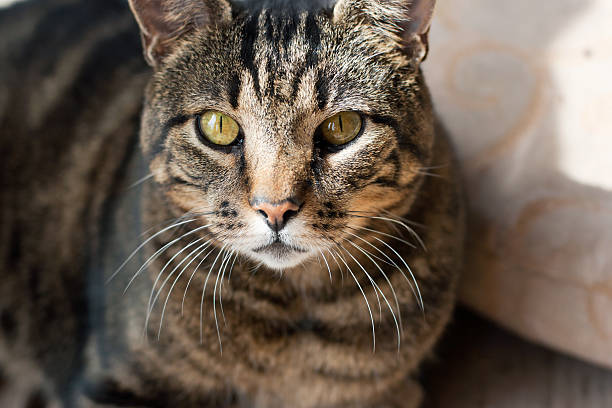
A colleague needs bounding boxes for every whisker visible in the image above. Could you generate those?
[319,250,333,283]
[371,236,424,312]
[344,230,418,325]
[128,172,154,189]
[326,248,344,285]
[122,224,211,293]
[181,245,218,315]
[146,236,208,314]
[213,250,234,354]
[143,237,208,339]
[200,244,227,344]
[344,239,402,351]
[348,215,425,250]
[419,163,449,171]
[380,209,426,229]
[415,170,444,179]
[156,241,213,340]
[348,224,416,249]
[219,252,239,326]
[226,252,239,283]
[330,248,376,352]
[338,243,394,324]
[107,218,196,284]
[215,250,233,315]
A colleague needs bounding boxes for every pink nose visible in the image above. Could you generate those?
[251,199,300,232]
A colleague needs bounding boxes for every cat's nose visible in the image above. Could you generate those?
[251,198,301,232]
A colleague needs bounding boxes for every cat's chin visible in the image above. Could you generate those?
[247,243,313,271]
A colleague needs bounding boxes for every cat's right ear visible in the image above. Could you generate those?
[332,0,436,65]
[128,0,232,67]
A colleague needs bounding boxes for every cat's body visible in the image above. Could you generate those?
[0,0,464,407]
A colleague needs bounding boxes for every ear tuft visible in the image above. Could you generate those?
[333,0,436,65]
[128,0,232,67]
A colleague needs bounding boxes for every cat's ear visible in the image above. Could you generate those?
[333,0,435,64]
[128,0,233,66]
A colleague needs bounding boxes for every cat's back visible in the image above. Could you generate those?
[0,0,148,402]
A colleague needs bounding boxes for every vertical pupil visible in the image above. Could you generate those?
[338,114,343,132]
[219,115,223,134]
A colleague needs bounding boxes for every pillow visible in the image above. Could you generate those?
[424,0,612,369]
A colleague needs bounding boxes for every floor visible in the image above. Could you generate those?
[421,309,612,408]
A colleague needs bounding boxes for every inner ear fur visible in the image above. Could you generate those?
[333,0,436,64]
[129,0,233,67]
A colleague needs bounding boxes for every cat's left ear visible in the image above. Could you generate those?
[333,0,436,64]
[128,0,233,67]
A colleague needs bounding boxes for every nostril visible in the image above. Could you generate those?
[251,198,302,232]
[283,209,298,224]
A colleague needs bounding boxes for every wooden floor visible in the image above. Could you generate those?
[420,309,612,408]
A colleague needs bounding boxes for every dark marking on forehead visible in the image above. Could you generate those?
[240,10,262,99]
[282,14,298,44]
[315,74,329,110]
[290,12,322,101]
[228,72,241,109]
[304,13,321,60]
[265,53,278,98]
[263,12,276,43]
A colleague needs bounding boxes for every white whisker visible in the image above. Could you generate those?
[156,241,213,339]
[123,224,211,294]
[219,252,239,327]
[330,248,376,352]
[128,172,154,189]
[146,236,208,314]
[213,250,234,354]
[344,239,401,351]
[371,236,424,312]
[107,218,196,284]
[200,244,227,344]
[181,245,217,315]
[350,225,416,249]
[319,250,332,283]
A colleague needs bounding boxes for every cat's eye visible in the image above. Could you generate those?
[319,112,362,146]
[197,111,240,146]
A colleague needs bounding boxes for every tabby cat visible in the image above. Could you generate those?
[0,0,464,406]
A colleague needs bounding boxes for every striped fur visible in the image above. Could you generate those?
[0,0,464,407]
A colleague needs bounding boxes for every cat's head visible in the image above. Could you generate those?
[130,0,436,270]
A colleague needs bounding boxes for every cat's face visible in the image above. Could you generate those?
[134,0,435,270]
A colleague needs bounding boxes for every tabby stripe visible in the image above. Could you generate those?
[371,114,425,160]
[227,72,241,109]
[315,73,329,110]
[282,14,298,45]
[370,114,399,131]
[304,13,321,65]
[150,114,190,158]
[371,148,402,188]
[291,12,322,100]
[240,10,262,99]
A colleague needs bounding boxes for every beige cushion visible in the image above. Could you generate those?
[424,0,612,369]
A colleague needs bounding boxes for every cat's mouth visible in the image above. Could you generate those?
[253,241,307,254]
[248,238,311,270]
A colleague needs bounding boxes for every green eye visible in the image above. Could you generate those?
[197,111,240,146]
[319,112,362,146]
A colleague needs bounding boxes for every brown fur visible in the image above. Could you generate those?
[0,0,464,407]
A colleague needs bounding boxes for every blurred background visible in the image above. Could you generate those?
[423,0,612,406]
[1,0,611,406]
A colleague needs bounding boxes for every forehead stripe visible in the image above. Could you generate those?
[239,10,262,99]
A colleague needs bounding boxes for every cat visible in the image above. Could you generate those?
[0,0,465,407]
